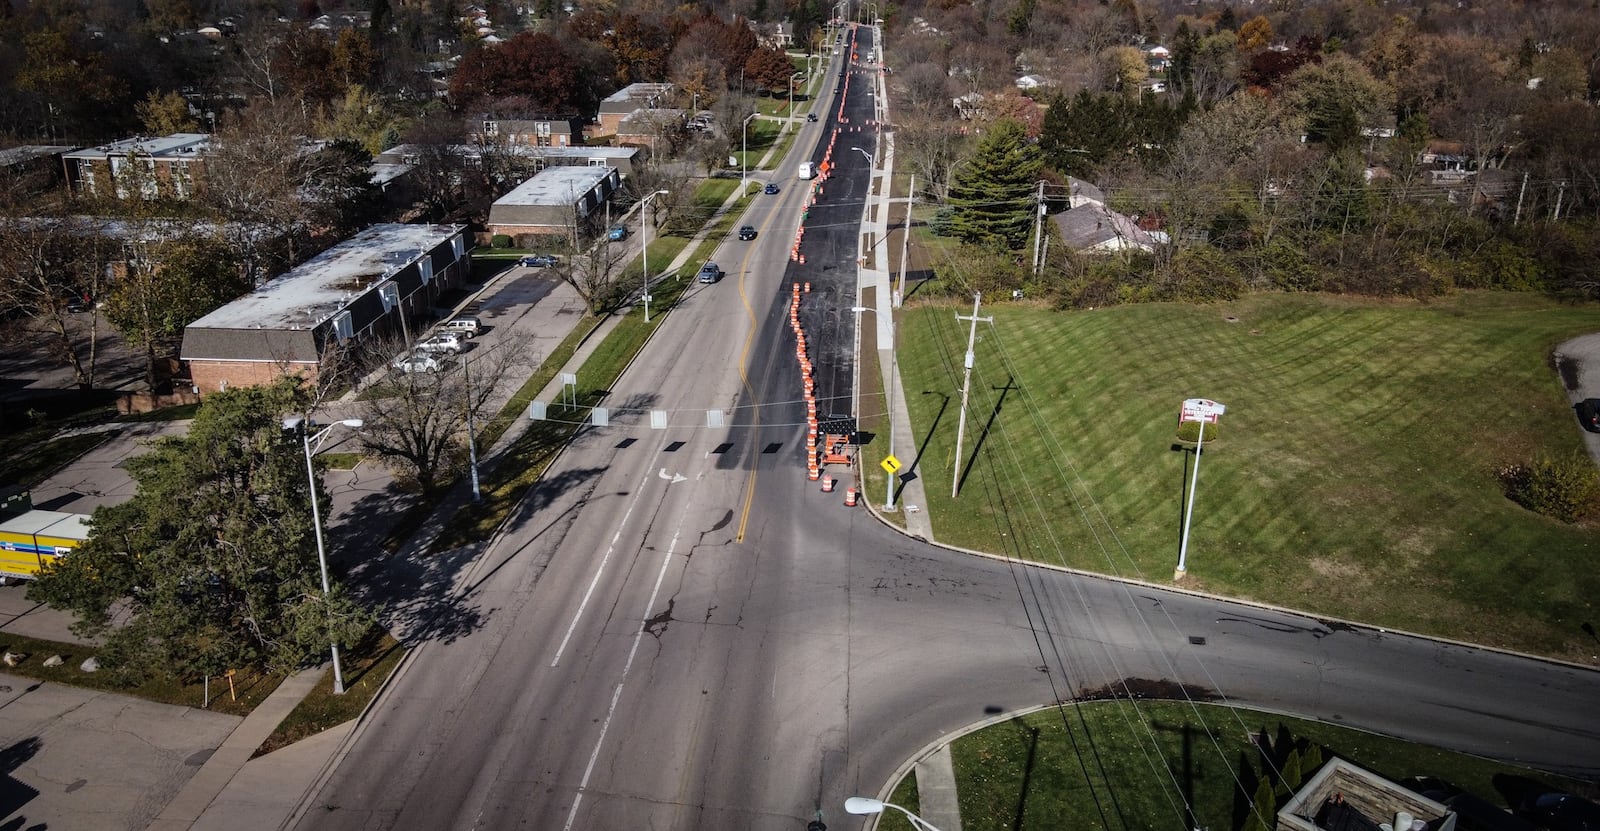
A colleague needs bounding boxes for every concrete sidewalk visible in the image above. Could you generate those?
[145,668,325,831]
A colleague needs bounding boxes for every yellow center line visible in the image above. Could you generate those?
[733,182,798,542]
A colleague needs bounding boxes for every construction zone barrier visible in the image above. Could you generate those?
[821,474,835,493]
[844,487,858,507]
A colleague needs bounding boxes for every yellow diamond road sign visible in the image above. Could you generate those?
[880,455,902,475]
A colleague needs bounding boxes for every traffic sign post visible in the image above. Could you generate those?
[1175,398,1225,581]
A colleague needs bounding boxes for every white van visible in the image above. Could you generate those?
[797,161,815,180]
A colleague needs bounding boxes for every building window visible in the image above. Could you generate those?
[483,120,498,136]
[332,311,353,340]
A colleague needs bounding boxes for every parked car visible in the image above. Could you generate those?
[763,183,780,195]
[393,353,443,374]
[443,316,483,338]
[1577,399,1600,432]
[608,226,629,241]
[520,254,559,268]
[697,262,722,284]
[738,225,757,241]
[417,333,465,354]
[64,296,95,313]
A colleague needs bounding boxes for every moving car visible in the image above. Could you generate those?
[520,254,558,268]
[806,113,818,122]
[608,226,629,241]
[797,162,815,179]
[764,183,780,195]
[738,225,757,241]
[393,353,443,374]
[697,262,722,284]
[417,333,465,354]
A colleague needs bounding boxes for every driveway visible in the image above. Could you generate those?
[1554,334,1600,464]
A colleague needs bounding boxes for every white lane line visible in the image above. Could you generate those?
[550,467,654,668]
[563,517,684,831]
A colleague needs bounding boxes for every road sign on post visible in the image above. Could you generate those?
[1175,398,1226,581]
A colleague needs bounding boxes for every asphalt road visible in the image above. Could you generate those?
[296,25,1600,831]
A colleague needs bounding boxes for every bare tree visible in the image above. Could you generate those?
[356,334,533,496]
[0,218,119,389]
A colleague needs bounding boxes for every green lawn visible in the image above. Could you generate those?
[874,292,1600,659]
[937,701,1589,831]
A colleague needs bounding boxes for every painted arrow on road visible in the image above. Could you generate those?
[658,468,687,484]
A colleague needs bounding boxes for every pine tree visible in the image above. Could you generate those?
[30,380,372,684]
[946,119,1041,249]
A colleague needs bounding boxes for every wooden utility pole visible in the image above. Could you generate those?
[951,293,993,498]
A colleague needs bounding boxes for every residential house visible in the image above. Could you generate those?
[479,115,585,148]
[1066,177,1105,209]
[1053,202,1165,253]
[62,133,213,200]
[752,19,795,49]
[487,166,620,241]
[1141,44,1171,71]
[1015,74,1052,91]
[180,223,469,394]
[616,108,687,152]
[597,83,676,136]
[374,144,641,177]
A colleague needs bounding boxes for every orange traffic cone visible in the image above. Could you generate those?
[821,474,835,492]
[844,487,858,507]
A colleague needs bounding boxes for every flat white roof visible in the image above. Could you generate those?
[601,82,674,105]
[63,133,212,160]
[188,224,463,331]
[494,167,613,207]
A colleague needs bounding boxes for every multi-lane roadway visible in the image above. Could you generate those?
[295,24,1600,831]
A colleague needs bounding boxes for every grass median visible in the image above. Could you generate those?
[871,292,1600,660]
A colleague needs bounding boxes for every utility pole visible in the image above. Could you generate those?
[951,293,993,498]
[1030,180,1046,276]
[464,356,481,502]
[1514,171,1529,225]
[896,174,913,307]
[1554,180,1568,220]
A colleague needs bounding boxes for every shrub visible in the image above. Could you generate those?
[490,234,512,248]
[1498,453,1600,523]
[1175,420,1221,443]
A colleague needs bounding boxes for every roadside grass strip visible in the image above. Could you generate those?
[892,292,1600,659]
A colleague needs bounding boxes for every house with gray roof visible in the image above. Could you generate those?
[487,166,619,241]
[1052,202,1165,253]
[597,83,675,135]
[180,224,468,394]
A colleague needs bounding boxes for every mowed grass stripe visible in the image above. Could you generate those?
[899,292,1600,659]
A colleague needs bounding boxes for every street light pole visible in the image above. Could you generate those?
[287,416,364,695]
[741,112,759,189]
[789,71,806,124]
[641,189,669,322]
[845,796,945,831]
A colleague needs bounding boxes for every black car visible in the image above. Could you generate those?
[520,254,559,268]
[1578,399,1600,432]
[738,225,757,241]
[806,113,818,122]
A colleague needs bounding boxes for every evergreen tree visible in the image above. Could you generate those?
[30,380,372,684]
[946,118,1041,249]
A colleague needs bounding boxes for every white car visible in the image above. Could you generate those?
[393,353,443,374]
[417,333,464,354]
